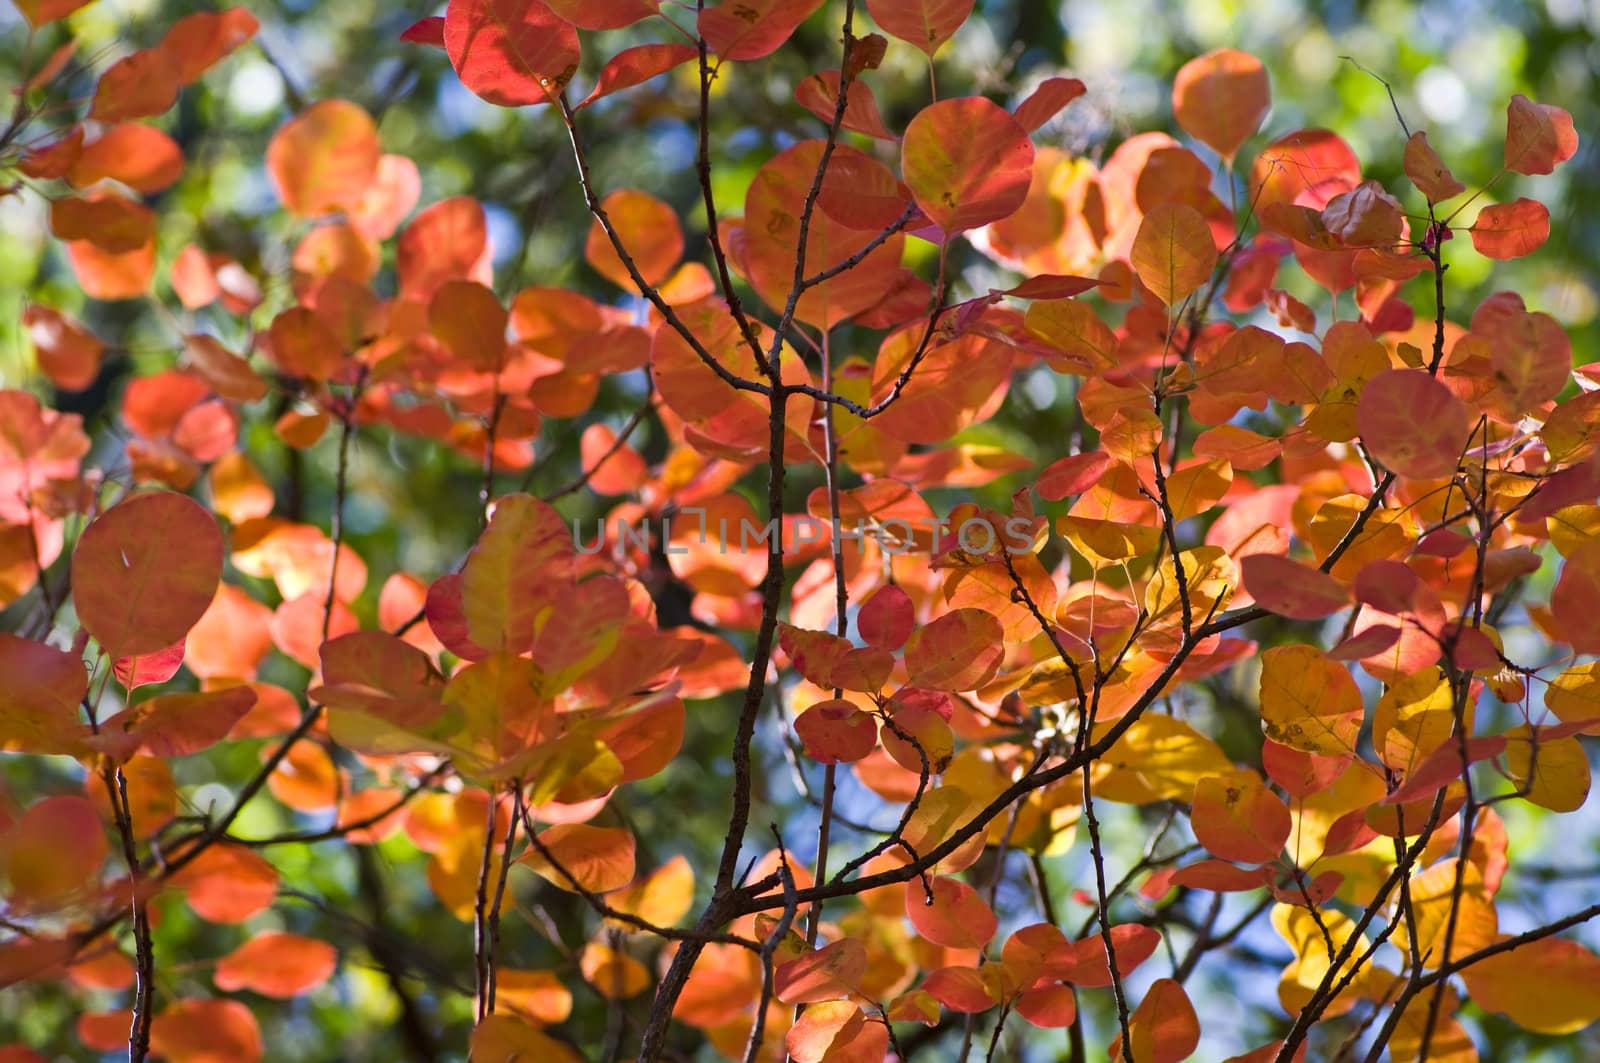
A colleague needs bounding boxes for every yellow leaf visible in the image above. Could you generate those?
[1260,645,1363,757]
[1505,724,1591,812]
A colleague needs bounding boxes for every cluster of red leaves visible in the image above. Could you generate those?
[2,1,1598,1061]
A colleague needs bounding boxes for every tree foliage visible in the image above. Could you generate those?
[1,1,1598,1061]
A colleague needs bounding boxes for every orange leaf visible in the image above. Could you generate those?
[579,941,651,998]
[469,1015,584,1061]
[1403,131,1465,202]
[50,194,155,253]
[1116,978,1200,1063]
[23,305,103,392]
[1067,924,1161,987]
[1191,772,1291,864]
[461,494,576,654]
[795,70,896,141]
[397,196,491,301]
[266,307,344,380]
[1013,76,1086,134]
[1471,198,1551,260]
[699,0,824,61]
[774,938,868,1004]
[1259,644,1362,757]
[1172,49,1269,161]
[89,50,178,122]
[149,999,262,1063]
[158,8,260,85]
[905,875,997,949]
[0,795,106,907]
[430,280,509,372]
[608,854,695,929]
[266,100,381,217]
[864,0,974,55]
[1131,203,1217,306]
[585,189,683,289]
[785,1000,886,1063]
[520,824,637,893]
[173,845,278,924]
[213,932,337,998]
[496,968,573,1024]
[13,0,93,27]
[903,608,1004,691]
[1554,541,1600,655]
[1461,936,1600,1034]
[68,125,185,193]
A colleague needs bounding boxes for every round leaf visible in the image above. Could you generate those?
[72,491,223,658]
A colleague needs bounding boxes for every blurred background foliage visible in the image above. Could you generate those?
[1,0,1598,1059]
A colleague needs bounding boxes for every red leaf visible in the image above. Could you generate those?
[1504,94,1578,176]
[1037,452,1111,501]
[579,44,698,109]
[1356,369,1471,479]
[857,584,914,651]
[1013,76,1086,134]
[1067,924,1160,987]
[111,638,187,690]
[902,97,1033,235]
[71,492,223,658]
[445,0,580,107]
[794,700,879,764]
[400,16,446,47]
[544,0,660,29]
[1382,736,1508,805]
[1239,554,1349,620]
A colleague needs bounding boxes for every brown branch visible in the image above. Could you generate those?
[483,788,520,1016]
[557,94,768,402]
[1083,766,1135,1060]
[542,387,656,501]
[103,764,153,1062]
